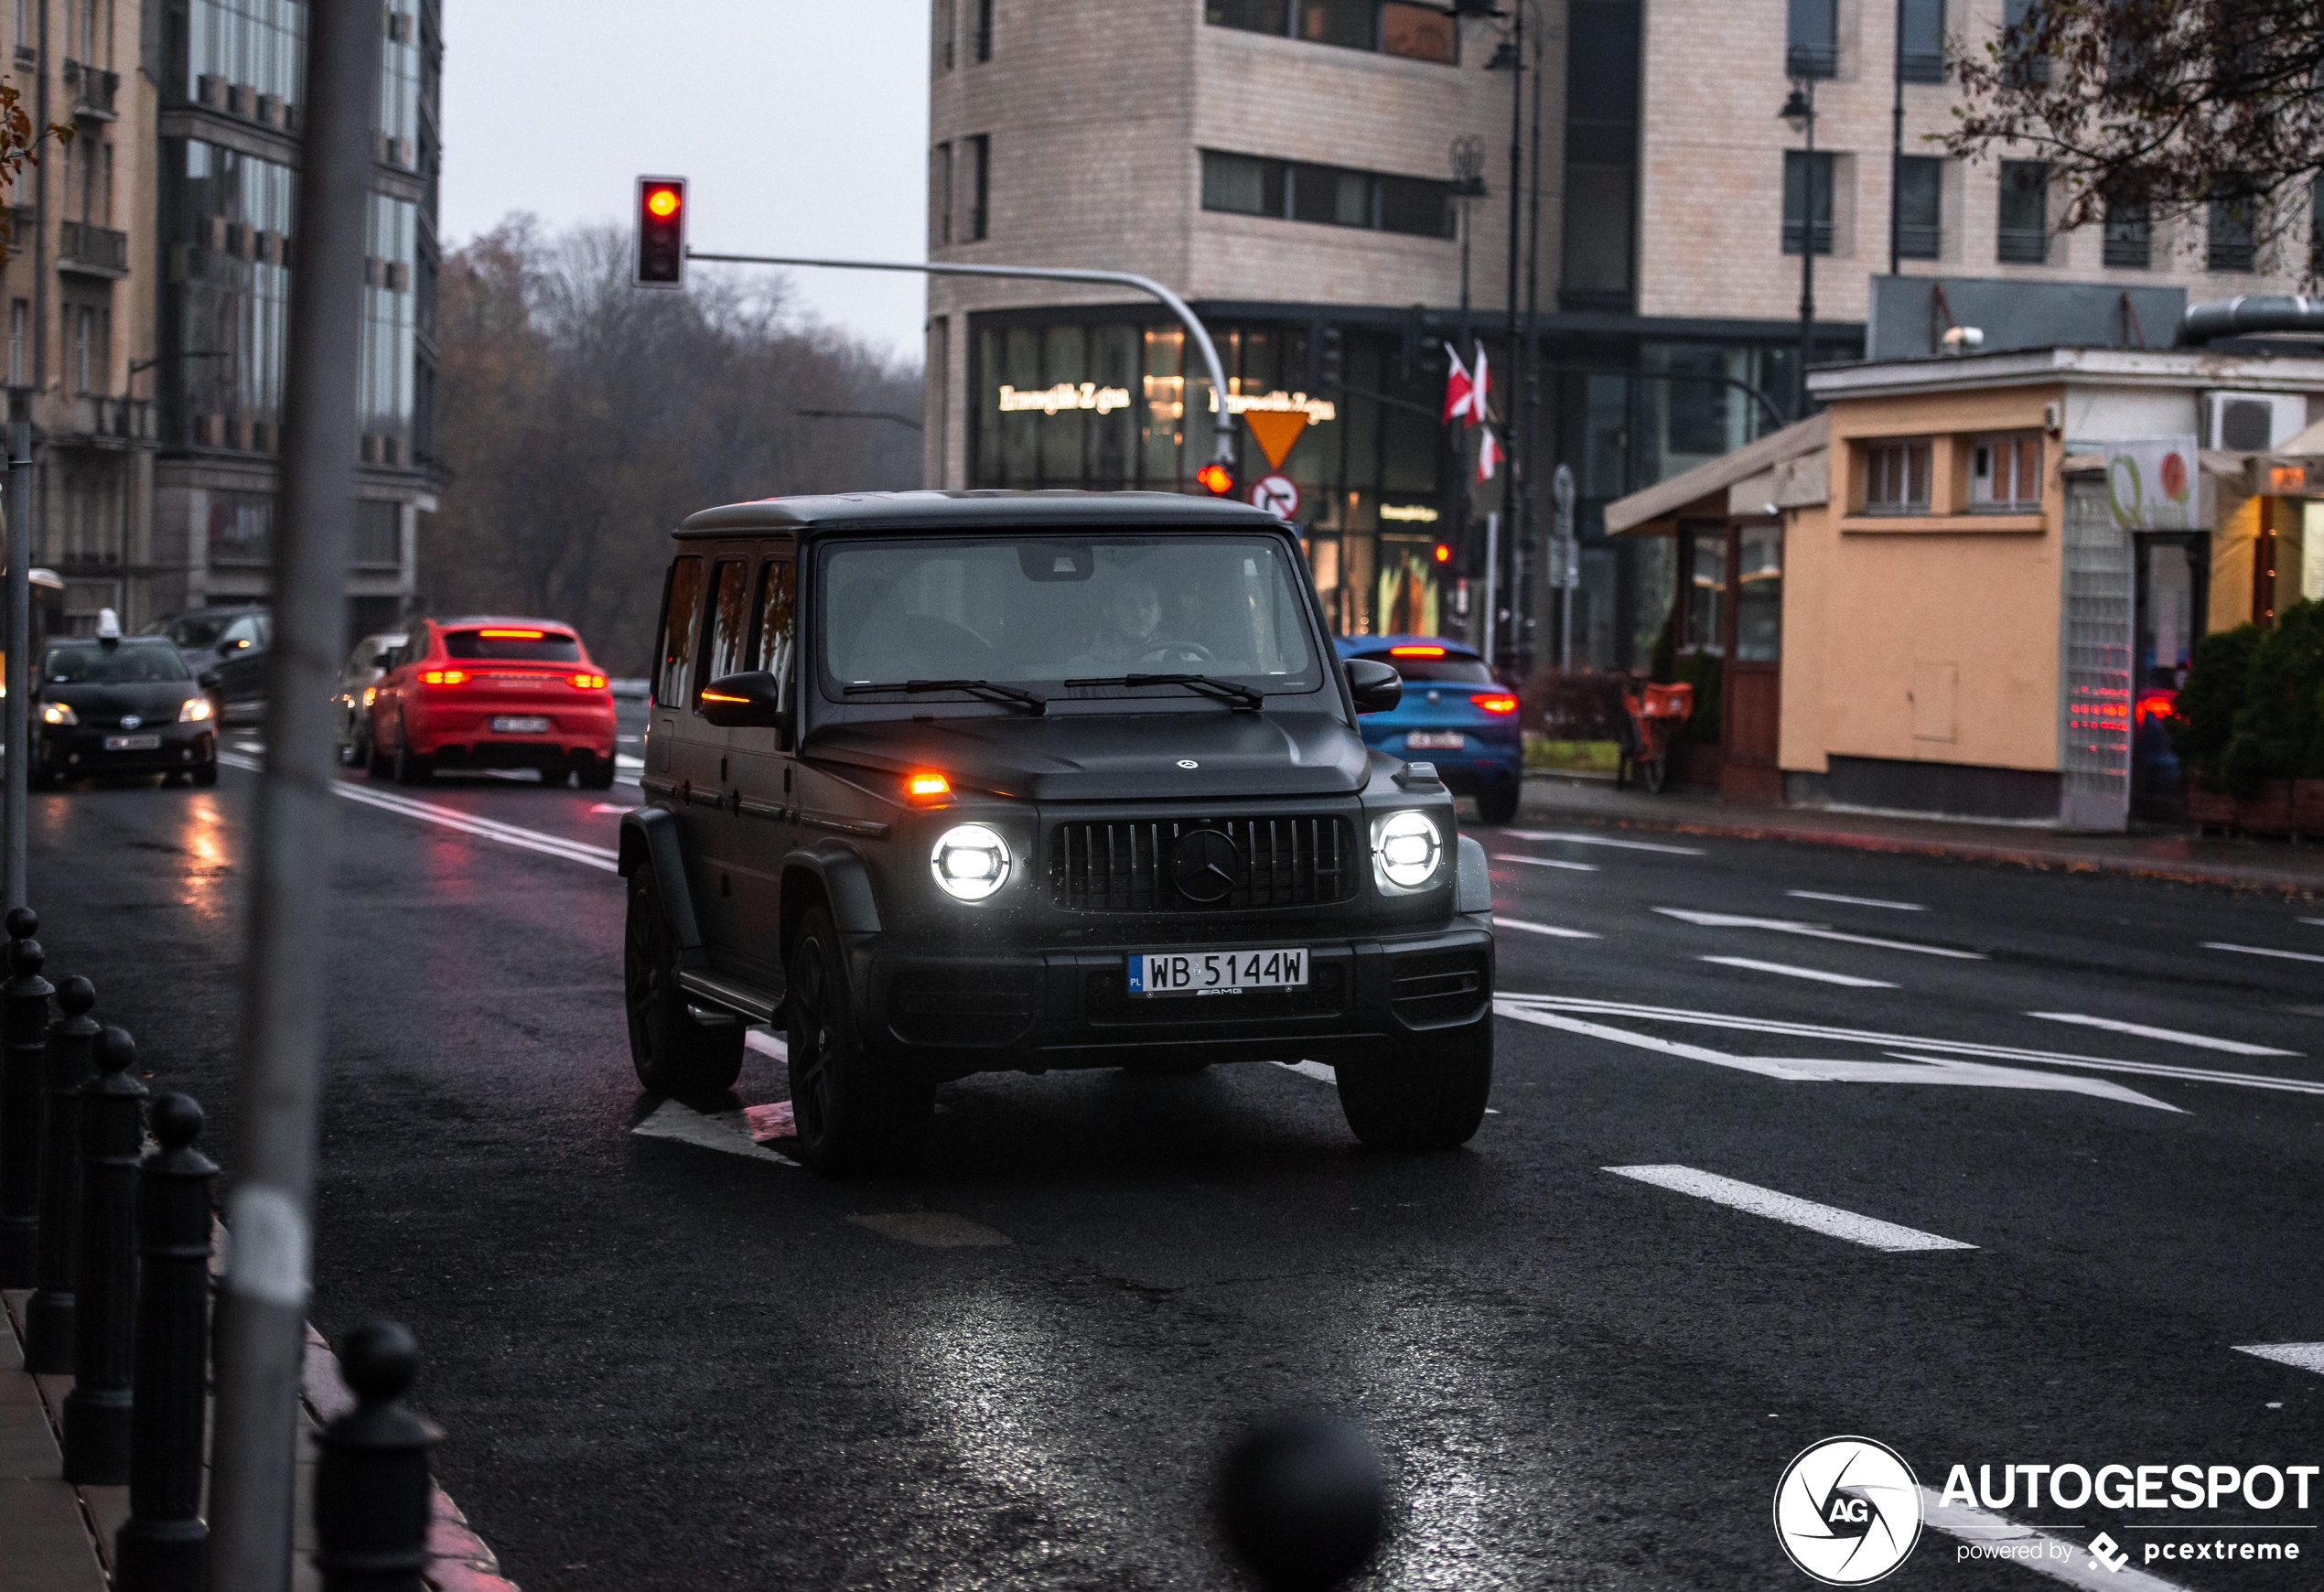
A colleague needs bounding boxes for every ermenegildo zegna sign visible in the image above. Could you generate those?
[995,384,1340,424]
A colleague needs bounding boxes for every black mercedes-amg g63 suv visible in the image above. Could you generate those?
[619,491,1496,1173]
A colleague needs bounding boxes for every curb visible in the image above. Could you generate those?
[1513,790,2324,898]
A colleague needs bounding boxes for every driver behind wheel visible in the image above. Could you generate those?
[1074,575,1165,667]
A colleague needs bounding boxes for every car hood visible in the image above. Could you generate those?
[40,680,200,723]
[808,707,1372,801]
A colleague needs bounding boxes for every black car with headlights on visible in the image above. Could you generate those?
[620,491,1496,1175]
[36,633,220,786]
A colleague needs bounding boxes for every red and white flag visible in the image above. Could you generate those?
[1470,346,1490,422]
[1441,343,1475,426]
[1477,425,1501,482]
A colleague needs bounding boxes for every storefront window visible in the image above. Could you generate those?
[1736,525,1781,662]
[1684,528,1726,653]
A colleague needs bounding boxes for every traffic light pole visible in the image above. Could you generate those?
[686,250,1237,469]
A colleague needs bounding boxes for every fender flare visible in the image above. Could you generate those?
[618,807,704,960]
[780,842,883,952]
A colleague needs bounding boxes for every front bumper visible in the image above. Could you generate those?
[856,921,1493,1073]
[40,725,215,776]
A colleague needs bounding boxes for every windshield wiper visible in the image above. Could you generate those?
[1064,672,1265,712]
[843,678,1047,715]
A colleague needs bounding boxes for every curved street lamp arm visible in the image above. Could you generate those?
[687,250,1236,465]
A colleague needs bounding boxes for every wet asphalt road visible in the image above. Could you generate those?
[23,730,2324,1590]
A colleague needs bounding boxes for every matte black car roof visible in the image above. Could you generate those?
[675,489,1286,539]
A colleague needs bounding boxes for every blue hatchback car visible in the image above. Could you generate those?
[1334,635,1523,824]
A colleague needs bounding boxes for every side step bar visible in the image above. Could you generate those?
[678,968,783,1026]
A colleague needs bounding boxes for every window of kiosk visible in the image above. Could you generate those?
[1683,528,1727,653]
[1735,525,1782,662]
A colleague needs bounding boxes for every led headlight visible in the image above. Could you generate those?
[1372,809,1444,894]
[179,694,214,723]
[41,702,75,726]
[931,823,1011,902]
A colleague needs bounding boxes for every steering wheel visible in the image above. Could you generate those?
[1130,639,1217,667]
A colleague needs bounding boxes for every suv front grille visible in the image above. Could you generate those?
[1049,816,1357,912]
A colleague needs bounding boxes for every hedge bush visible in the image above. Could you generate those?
[2169,598,2324,796]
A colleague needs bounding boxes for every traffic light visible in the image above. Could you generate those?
[1306,324,1344,392]
[635,176,686,288]
[1432,540,1454,567]
[1195,459,1236,497]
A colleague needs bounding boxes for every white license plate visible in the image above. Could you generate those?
[1406,730,1465,749]
[491,715,551,734]
[103,735,161,751]
[1128,948,1308,997]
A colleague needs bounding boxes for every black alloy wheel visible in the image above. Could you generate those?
[622,865,743,1096]
[366,726,391,779]
[578,753,617,791]
[392,731,432,785]
[785,905,931,1176]
[1334,1020,1492,1151]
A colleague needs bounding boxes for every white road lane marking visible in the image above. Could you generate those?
[1604,1165,1975,1252]
[2028,1011,2298,1058]
[2235,1344,2324,1375]
[2299,918,2323,928]
[1512,1007,2178,1110]
[1493,854,1600,873]
[1499,994,2324,1099]
[630,1100,796,1166]
[2205,941,2324,965]
[1919,1490,2196,1591]
[1501,829,1706,855]
[1654,906,1985,960]
[1274,1060,1336,1082]
[221,754,624,872]
[1700,955,1897,989]
[745,1027,789,1061]
[1497,917,1601,939]
[1787,889,1926,912]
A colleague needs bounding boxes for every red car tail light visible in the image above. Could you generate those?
[421,669,469,686]
[571,672,609,690]
[1469,693,1519,715]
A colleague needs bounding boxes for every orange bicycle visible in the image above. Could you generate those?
[1617,679,1694,794]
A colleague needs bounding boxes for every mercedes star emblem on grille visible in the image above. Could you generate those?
[120,715,141,729]
[1177,758,1200,769]
[1169,828,1241,903]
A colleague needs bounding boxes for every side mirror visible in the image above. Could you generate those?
[196,668,221,688]
[1344,658,1403,715]
[371,651,394,671]
[698,670,793,738]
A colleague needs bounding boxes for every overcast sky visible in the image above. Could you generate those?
[439,2,933,364]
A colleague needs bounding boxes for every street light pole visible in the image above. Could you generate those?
[1501,3,1524,673]
[1781,79,1820,418]
[5,422,28,914]
[689,251,1235,472]
[205,4,382,1587]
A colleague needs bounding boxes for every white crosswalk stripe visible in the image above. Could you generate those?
[1605,1165,1974,1252]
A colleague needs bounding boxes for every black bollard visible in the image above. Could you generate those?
[0,908,50,1285]
[61,1025,145,1485]
[115,1093,219,1592]
[1218,1415,1386,1592]
[315,1319,442,1592]
[25,975,99,1371]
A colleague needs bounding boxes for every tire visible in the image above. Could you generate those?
[578,753,617,791]
[393,734,433,785]
[1334,1021,1492,1151]
[367,726,391,779]
[623,864,744,1096]
[1476,778,1520,825]
[786,905,931,1175]
[191,759,218,789]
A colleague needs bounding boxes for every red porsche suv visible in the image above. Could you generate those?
[367,617,618,787]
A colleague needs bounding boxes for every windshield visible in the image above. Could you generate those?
[46,640,193,684]
[819,535,1322,702]
[443,629,583,663]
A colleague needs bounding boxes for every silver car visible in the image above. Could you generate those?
[333,632,407,767]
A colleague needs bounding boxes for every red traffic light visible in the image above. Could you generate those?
[1432,542,1452,564]
[635,176,687,288]
[1196,460,1236,496]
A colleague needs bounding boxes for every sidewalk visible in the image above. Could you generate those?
[1516,773,2324,896]
[2,1288,513,1592]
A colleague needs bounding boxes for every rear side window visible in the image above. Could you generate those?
[699,559,751,704]
[442,629,583,662]
[1355,651,1492,683]
[656,557,705,707]
[753,559,798,691]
